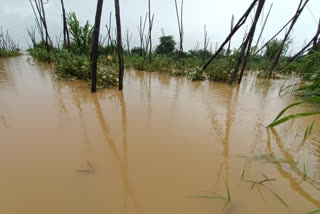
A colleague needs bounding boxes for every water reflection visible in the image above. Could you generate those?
[92,92,139,213]
[266,128,320,207]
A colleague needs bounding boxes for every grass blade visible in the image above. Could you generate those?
[226,183,231,201]
[271,102,304,124]
[268,112,320,127]
[192,196,227,200]
[270,190,288,208]
[307,210,320,214]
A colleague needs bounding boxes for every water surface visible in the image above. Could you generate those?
[0,55,319,214]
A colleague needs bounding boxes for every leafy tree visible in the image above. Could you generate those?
[264,39,290,61]
[131,47,145,56]
[155,35,176,55]
[67,12,93,56]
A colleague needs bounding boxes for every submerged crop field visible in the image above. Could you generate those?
[0,0,319,213]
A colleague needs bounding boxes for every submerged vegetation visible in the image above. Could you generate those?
[0,27,20,58]
[28,12,118,88]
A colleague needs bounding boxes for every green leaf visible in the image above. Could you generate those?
[306,210,320,214]
[268,112,320,127]
[270,102,304,125]
[270,190,288,208]
[192,196,228,200]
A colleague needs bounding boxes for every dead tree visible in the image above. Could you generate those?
[29,0,52,62]
[202,24,210,66]
[268,0,309,76]
[29,0,44,43]
[312,18,320,50]
[27,26,37,48]
[148,0,153,64]
[142,14,154,69]
[106,12,115,54]
[174,0,184,59]
[203,0,259,71]
[138,13,148,56]
[125,29,132,54]
[60,0,70,50]
[230,0,265,85]
[91,0,104,93]
[227,15,234,56]
[255,3,273,48]
[114,0,124,91]
[285,19,320,65]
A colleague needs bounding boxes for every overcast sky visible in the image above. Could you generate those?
[0,0,319,54]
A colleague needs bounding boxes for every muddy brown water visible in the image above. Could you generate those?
[0,55,319,214]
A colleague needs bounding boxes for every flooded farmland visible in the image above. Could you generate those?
[0,55,319,214]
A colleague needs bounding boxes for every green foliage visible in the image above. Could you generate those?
[67,12,93,56]
[29,47,50,61]
[264,39,290,61]
[188,67,206,81]
[99,44,116,56]
[206,58,235,82]
[54,50,118,88]
[188,49,213,59]
[0,49,20,58]
[155,35,176,55]
[131,47,145,56]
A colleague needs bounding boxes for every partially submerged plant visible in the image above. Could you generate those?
[193,182,231,201]
[267,102,320,127]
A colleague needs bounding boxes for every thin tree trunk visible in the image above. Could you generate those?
[312,18,320,50]
[202,25,209,66]
[60,0,70,50]
[174,0,184,59]
[255,3,273,48]
[230,0,265,85]
[203,0,258,71]
[268,0,309,76]
[237,0,266,84]
[227,15,234,56]
[91,0,104,93]
[148,0,152,64]
[115,0,124,91]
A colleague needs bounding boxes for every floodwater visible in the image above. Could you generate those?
[0,55,319,214]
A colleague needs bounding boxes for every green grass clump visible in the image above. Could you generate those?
[0,49,21,58]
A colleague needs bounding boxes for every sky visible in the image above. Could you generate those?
[0,0,319,54]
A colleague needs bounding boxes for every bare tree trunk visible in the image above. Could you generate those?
[203,0,258,71]
[27,26,37,48]
[29,0,44,43]
[125,29,132,54]
[230,0,265,85]
[227,15,234,56]
[202,25,210,66]
[91,0,104,93]
[138,13,148,57]
[237,0,266,84]
[39,0,52,62]
[174,0,184,60]
[312,18,320,51]
[148,0,152,64]
[114,0,124,91]
[268,0,309,76]
[255,3,273,48]
[60,0,70,50]
[30,0,52,62]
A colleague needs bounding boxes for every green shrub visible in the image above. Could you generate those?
[206,58,235,82]
[0,49,20,58]
[188,67,206,81]
[29,47,50,61]
[54,50,118,88]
